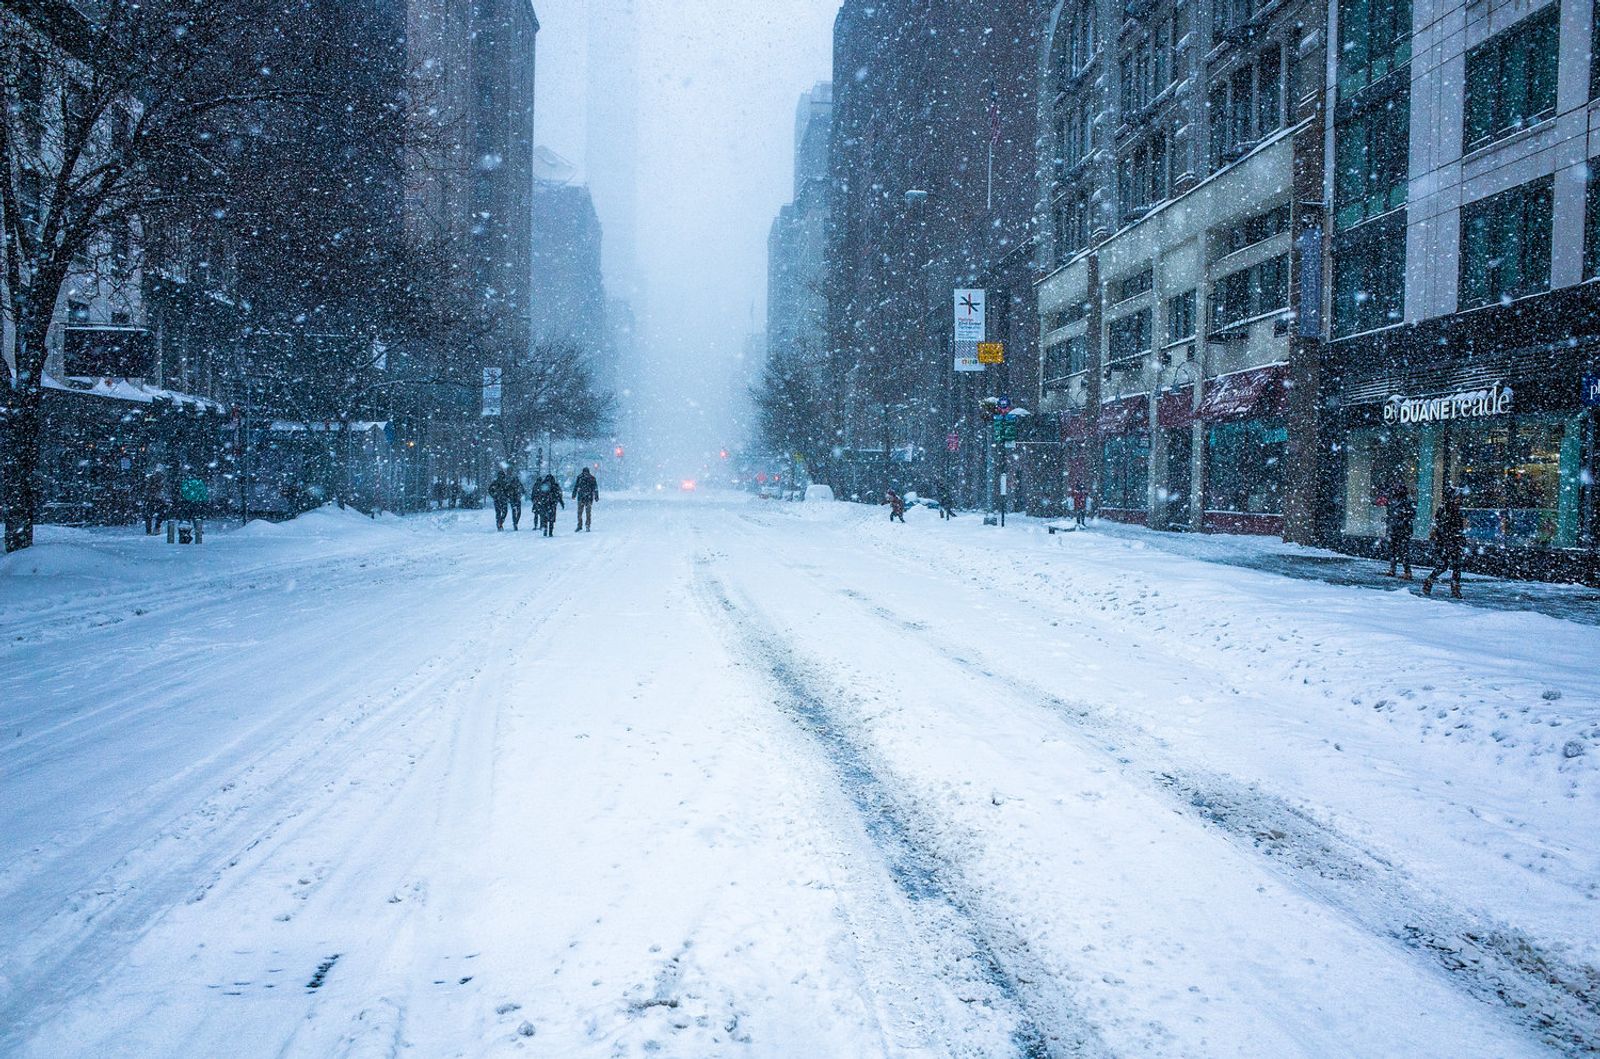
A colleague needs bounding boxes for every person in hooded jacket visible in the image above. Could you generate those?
[507,471,525,530]
[885,489,907,523]
[533,474,564,537]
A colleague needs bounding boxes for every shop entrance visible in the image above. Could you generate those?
[1162,428,1192,528]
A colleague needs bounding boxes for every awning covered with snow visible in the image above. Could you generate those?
[1157,386,1196,430]
[1097,395,1149,436]
[44,374,226,414]
[1195,364,1288,422]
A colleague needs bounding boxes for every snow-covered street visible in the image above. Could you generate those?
[2,498,1597,1058]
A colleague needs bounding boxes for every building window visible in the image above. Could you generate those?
[1587,165,1600,279]
[1338,0,1412,98]
[1108,308,1152,361]
[1207,419,1287,514]
[1459,176,1553,309]
[1044,335,1091,384]
[1332,210,1406,335]
[1053,0,1096,87]
[1102,433,1151,509]
[1216,204,1291,257]
[1168,290,1197,340]
[1054,194,1090,260]
[1119,132,1170,216]
[1212,0,1263,44]
[1463,7,1558,153]
[1113,267,1154,302]
[1334,85,1409,229]
[1055,97,1093,176]
[1208,45,1285,167]
[1046,300,1091,331]
[1210,255,1289,330]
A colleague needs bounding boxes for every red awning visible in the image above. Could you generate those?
[1060,411,1090,440]
[1097,396,1149,435]
[1195,364,1288,422]
[1157,386,1195,429]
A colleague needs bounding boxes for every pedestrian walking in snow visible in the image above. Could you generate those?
[885,489,906,523]
[936,481,956,520]
[489,469,514,531]
[508,472,525,530]
[573,467,599,532]
[142,467,167,536]
[534,474,564,537]
[1070,484,1089,528]
[1384,482,1416,580]
[1423,490,1467,598]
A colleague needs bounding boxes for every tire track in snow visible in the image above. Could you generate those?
[820,580,1600,1056]
[694,559,1107,1059]
[0,532,611,1054]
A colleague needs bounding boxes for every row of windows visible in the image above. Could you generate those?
[1206,45,1284,168]
[1120,5,1189,114]
[1332,168,1600,338]
[1043,286,1196,390]
[1210,254,1289,329]
[1463,6,1559,153]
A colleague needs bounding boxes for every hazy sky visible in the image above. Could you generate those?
[532,0,841,472]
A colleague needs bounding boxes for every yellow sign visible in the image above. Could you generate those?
[977,342,1005,365]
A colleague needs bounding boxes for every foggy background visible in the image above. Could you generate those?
[531,0,841,476]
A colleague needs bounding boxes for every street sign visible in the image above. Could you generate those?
[997,395,1012,413]
[954,289,986,343]
[977,342,1005,365]
[954,345,984,372]
[1584,374,1600,407]
[946,432,961,453]
[993,418,1018,444]
[481,367,503,418]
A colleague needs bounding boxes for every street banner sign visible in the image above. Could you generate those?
[954,289,986,343]
[481,367,503,418]
[946,431,961,453]
[1584,374,1600,406]
[978,342,1005,365]
[954,344,984,372]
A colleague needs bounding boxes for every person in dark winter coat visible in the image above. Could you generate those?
[885,489,906,523]
[1423,490,1467,597]
[1070,484,1089,527]
[533,474,564,537]
[572,467,599,532]
[489,470,511,530]
[1384,482,1416,580]
[507,473,525,530]
[142,468,167,536]
[936,481,956,520]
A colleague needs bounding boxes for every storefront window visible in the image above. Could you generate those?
[1342,425,1419,536]
[1101,434,1150,510]
[1443,415,1576,548]
[1207,418,1286,514]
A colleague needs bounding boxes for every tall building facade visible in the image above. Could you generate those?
[1035,0,1327,534]
[768,84,833,371]
[1319,0,1599,578]
[531,180,612,387]
[826,0,1043,504]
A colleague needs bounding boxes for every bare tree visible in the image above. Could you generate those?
[0,0,306,551]
[489,340,614,472]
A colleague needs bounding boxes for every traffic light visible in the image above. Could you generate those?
[720,448,730,460]
[614,445,625,459]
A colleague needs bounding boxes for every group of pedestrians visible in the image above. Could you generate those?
[1383,483,1467,598]
[883,483,957,523]
[488,466,601,538]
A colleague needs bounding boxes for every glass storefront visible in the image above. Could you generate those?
[1340,411,1584,549]
[1342,425,1420,536]
[1206,418,1286,514]
[1101,434,1150,510]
